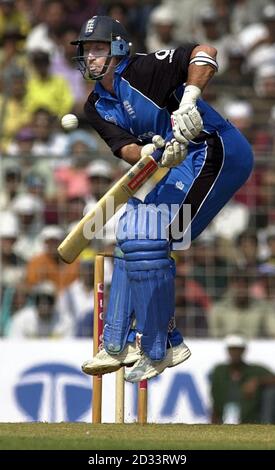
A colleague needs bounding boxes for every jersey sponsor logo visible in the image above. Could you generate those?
[155,49,175,63]
[104,114,117,125]
[123,100,136,118]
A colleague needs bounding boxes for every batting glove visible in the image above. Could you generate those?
[160,139,188,168]
[171,85,203,143]
[140,135,165,158]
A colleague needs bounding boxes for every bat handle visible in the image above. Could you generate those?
[152,130,174,162]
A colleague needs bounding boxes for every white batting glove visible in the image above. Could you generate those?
[160,139,188,168]
[140,135,165,158]
[171,85,203,143]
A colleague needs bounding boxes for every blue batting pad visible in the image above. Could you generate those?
[103,256,134,354]
[121,238,175,361]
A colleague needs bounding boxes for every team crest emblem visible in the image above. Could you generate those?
[85,17,96,35]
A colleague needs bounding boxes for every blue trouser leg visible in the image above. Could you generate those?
[144,126,254,247]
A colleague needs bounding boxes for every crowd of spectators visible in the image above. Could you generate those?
[1,0,275,338]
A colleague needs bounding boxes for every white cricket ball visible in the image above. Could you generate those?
[61,113,79,130]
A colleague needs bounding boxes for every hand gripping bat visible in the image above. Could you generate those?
[58,132,173,263]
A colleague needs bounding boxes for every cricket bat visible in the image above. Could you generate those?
[58,135,171,263]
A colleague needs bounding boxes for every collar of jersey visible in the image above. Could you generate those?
[95,57,130,101]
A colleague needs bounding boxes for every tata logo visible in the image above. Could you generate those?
[132,373,207,420]
[14,363,91,422]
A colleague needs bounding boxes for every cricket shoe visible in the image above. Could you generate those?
[124,342,191,383]
[81,343,141,376]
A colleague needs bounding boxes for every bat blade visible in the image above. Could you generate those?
[58,154,160,263]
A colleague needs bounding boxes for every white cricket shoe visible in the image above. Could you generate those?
[124,342,191,383]
[82,343,141,376]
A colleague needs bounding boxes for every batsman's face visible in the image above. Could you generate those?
[83,41,110,77]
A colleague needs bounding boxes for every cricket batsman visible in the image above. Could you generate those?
[69,16,253,382]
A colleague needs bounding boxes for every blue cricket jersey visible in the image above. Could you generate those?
[84,45,232,157]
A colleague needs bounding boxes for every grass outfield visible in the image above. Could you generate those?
[0,423,275,450]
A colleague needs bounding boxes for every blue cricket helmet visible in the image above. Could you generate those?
[71,16,131,80]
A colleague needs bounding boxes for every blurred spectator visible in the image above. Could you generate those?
[208,269,275,338]
[104,2,139,52]
[0,282,29,336]
[7,281,74,338]
[161,0,212,42]
[6,126,36,157]
[175,252,211,337]
[0,29,27,87]
[270,105,275,154]
[26,225,79,291]
[0,0,30,41]
[230,0,271,35]
[246,4,275,73]
[25,0,66,54]
[54,132,99,201]
[50,25,87,110]
[212,42,254,97]
[62,196,86,228]
[23,173,47,200]
[0,211,25,287]
[210,199,250,241]
[26,50,74,118]
[53,129,99,175]
[222,98,274,160]
[259,262,275,300]
[57,247,95,337]
[210,334,275,424]
[106,1,128,25]
[257,227,275,274]
[30,108,68,158]
[223,101,253,139]
[195,6,232,73]
[145,5,179,53]
[63,0,99,30]
[252,64,275,132]
[233,164,268,229]
[262,228,275,264]
[258,166,275,226]
[254,64,275,100]
[235,230,261,269]
[23,171,58,225]
[0,67,32,151]
[11,193,44,261]
[86,159,115,202]
[190,234,233,301]
[103,0,154,53]
[0,165,22,210]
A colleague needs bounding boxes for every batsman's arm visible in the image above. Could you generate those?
[57,132,173,263]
